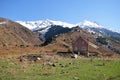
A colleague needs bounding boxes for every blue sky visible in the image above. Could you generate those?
[1,0,120,32]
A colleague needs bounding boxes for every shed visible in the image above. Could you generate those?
[72,36,88,56]
[72,36,99,56]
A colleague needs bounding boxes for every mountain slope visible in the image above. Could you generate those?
[0,17,41,47]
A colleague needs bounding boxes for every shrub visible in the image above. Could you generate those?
[40,37,55,46]
[96,36,108,45]
[52,49,57,52]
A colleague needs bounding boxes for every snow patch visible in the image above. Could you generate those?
[76,20,105,28]
[0,22,6,24]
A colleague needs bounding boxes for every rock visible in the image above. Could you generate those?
[71,54,78,58]
[73,77,79,80]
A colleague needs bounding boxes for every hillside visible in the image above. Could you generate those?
[0,17,41,47]
[40,27,120,57]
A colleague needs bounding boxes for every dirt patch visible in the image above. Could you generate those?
[18,53,61,63]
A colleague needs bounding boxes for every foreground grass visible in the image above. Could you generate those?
[0,57,120,80]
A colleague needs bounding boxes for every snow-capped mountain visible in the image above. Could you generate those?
[17,19,75,30]
[17,19,75,40]
[17,19,120,41]
[77,20,120,38]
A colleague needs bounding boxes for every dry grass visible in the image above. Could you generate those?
[0,17,41,48]
[0,47,40,57]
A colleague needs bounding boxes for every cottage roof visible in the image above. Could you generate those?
[72,36,88,44]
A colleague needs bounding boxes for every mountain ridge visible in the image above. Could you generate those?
[17,19,120,41]
[17,19,75,30]
[17,19,119,33]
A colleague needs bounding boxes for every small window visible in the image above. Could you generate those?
[81,46,87,51]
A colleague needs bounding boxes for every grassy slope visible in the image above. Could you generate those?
[0,57,120,80]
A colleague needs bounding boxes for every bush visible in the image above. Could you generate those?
[20,44,24,47]
[96,36,108,45]
[52,49,57,52]
[67,48,71,52]
[40,37,55,46]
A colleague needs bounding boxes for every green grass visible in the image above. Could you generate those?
[0,57,120,80]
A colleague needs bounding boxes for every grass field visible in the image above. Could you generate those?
[0,56,120,80]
